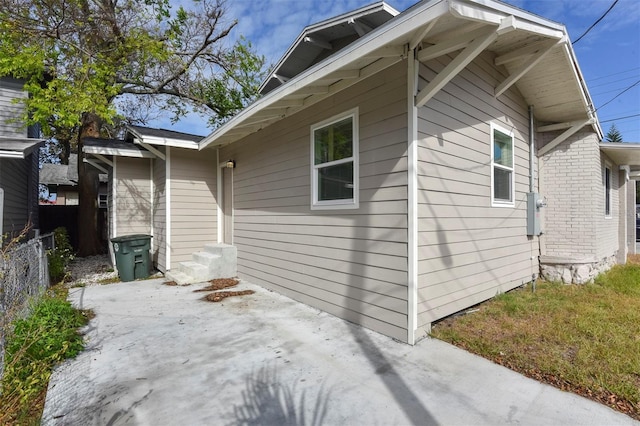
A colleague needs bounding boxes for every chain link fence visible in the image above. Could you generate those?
[0,233,53,381]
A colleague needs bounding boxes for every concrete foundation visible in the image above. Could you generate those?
[540,254,617,284]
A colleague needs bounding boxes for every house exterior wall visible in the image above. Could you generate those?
[0,157,31,236]
[114,157,152,236]
[538,130,618,283]
[0,77,38,238]
[152,154,167,272]
[415,51,539,329]
[626,178,636,256]
[169,148,217,269]
[0,77,27,138]
[218,62,410,341]
[597,152,620,260]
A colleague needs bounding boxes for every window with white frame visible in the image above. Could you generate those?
[491,123,515,206]
[311,108,359,209]
[604,165,611,217]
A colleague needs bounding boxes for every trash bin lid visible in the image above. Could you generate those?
[110,234,152,243]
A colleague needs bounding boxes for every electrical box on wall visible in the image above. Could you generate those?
[527,192,545,236]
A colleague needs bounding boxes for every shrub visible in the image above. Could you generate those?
[48,227,74,284]
[0,291,88,423]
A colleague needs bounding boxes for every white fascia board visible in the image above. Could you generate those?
[0,150,27,159]
[201,0,450,150]
[83,146,155,158]
[561,43,603,139]
[453,0,565,31]
[449,1,563,39]
[134,136,199,149]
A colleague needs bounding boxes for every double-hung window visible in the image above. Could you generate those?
[491,123,515,206]
[311,108,359,209]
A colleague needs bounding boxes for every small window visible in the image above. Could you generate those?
[491,123,515,206]
[311,109,359,209]
[604,165,611,217]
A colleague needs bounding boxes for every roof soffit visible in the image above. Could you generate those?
[259,1,400,95]
[201,0,598,149]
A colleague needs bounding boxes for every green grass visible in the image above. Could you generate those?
[0,286,89,424]
[431,262,640,420]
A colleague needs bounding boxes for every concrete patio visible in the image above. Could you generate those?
[42,278,638,425]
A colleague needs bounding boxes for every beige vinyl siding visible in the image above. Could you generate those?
[219,62,409,341]
[0,157,30,236]
[152,154,167,272]
[115,157,151,236]
[0,78,27,138]
[169,148,217,268]
[416,51,539,328]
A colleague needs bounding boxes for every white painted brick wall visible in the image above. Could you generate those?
[598,151,619,260]
[539,130,616,260]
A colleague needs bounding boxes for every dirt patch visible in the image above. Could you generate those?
[194,278,239,292]
[202,290,255,302]
[163,281,178,286]
[627,254,640,264]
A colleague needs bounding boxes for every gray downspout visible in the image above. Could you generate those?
[529,105,535,193]
[529,105,537,290]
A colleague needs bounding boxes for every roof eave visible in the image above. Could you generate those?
[257,1,401,94]
[83,145,155,159]
[201,0,450,149]
[201,0,600,150]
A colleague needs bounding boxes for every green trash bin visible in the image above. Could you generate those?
[111,234,152,282]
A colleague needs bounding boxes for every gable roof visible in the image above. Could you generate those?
[40,154,107,185]
[40,163,75,186]
[200,0,601,150]
[259,1,400,95]
[126,125,203,149]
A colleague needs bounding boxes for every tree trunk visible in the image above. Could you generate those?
[77,112,104,256]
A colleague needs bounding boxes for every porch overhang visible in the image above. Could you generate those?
[83,138,156,159]
[600,143,640,178]
[126,125,200,150]
[200,0,601,150]
[0,136,44,159]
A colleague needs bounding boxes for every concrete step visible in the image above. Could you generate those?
[178,261,210,282]
[164,270,194,286]
[192,251,220,267]
[203,243,236,257]
[203,243,237,278]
